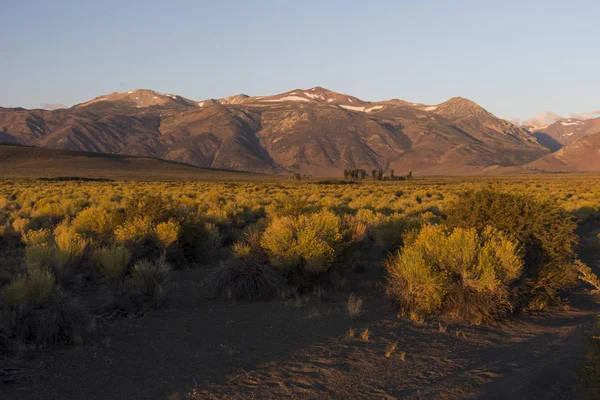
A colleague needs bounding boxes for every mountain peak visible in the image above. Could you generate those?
[431,96,490,119]
[76,89,198,109]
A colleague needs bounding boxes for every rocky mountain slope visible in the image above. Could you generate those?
[525,130,600,172]
[529,117,600,151]
[0,87,552,176]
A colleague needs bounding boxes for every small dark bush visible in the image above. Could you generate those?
[446,190,579,309]
[3,287,92,349]
[206,259,285,301]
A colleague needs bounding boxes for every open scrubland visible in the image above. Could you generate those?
[0,174,599,399]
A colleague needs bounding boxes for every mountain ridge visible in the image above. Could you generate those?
[0,86,557,176]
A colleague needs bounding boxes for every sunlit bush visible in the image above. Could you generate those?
[446,190,579,309]
[385,225,523,323]
[261,210,343,274]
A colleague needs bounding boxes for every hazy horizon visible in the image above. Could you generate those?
[1,0,599,122]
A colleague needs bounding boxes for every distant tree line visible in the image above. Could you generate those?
[343,169,367,180]
[344,168,413,181]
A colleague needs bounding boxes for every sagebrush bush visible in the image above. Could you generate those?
[373,216,422,251]
[2,287,92,348]
[128,258,172,307]
[94,246,132,279]
[21,228,53,246]
[114,216,153,246]
[261,210,343,274]
[153,219,181,252]
[446,190,579,308]
[24,244,55,271]
[3,267,55,306]
[206,259,285,301]
[385,224,523,323]
[72,205,114,241]
[53,224,88,265]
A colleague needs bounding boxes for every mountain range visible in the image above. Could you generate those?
[0,87,598,176]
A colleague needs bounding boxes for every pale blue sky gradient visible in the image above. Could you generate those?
[1,0,598,120]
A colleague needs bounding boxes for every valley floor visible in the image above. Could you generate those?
[1,281,598,399]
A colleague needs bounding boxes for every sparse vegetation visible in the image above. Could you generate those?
[0,174,598,357]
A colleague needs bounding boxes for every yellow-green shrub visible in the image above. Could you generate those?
[72,205,113,240]
[261,210,343,274]
[385,225,523,323]
[114,216,153,245]
[3,267,55,306]
[22,228,53,246]
[24,245,55,271]
[153,219,181,251]
[94,246,132,279]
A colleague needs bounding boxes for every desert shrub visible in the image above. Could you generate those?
[124,193,176,223]
[231,223,268,262]
[24,244,55,270]
[385,224,523,323]
[261,210,343,275]
[128,258,172,308]
[94,246,132,279]
[2,287,92,349]
[446,190,579,308]
[265,195,309,218]
[206,259,284,301]
[21,228,53,246]
[51,224,89,280]
[3,267,55,306]
[72,205,114,241]
[11,217,30,235]
[153,219,181,253]
[114,216,153,246]
[53,224,88,261]
[373,216,422,251]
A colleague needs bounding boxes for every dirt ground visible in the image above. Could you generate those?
[1,229,599,400]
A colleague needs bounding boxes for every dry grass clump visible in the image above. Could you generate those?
[385,342,398,358]
[360,327,370,341]
[206,259,285,301]
[346,294,363,319]
[385,224,523,324]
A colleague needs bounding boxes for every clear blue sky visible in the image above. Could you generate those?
[1,0,598,120]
